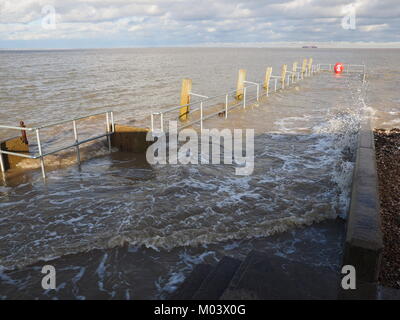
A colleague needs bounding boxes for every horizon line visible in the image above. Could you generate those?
[2,44,400,50]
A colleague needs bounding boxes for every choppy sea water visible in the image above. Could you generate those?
[0,48,399,299]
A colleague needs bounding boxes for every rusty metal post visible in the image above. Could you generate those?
[20,121,28,144]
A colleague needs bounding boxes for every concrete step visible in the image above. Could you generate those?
[169,263,214,300]
[192,256,242,300]
[378,285,400,300]
[221,250,340,300]
[339,283,400,300]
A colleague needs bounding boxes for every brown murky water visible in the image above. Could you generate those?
[0,48,399,299]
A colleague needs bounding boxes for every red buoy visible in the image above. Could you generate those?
[334,63,344,74]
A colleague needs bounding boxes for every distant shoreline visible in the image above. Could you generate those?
[1,46,400,51]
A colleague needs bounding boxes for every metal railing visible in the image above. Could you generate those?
[0,61,363,179]
[317,63,366,82]
[150,65,318,133]
[150,82,268,134]
[317,63,366,73]
[151,87,247,133]
[0,111,115,179]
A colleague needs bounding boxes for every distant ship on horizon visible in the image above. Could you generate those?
[302,45,318,48]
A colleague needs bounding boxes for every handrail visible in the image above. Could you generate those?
[0,125,34,131]
[36,111,112,130]
[0,111,113,131]
[149,61,368,133]
[317,63,366,81]
[149,63,318,133]
[0,111,115,179]
[1,61,362,180]
[150,81,264,133]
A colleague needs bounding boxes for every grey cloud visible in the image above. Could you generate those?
[0,0,399,47]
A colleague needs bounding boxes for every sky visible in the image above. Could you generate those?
[0,0,400,49]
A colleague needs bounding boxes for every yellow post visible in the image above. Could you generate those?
[292,62,298,82]
[308,58,313,76]
[301,58,308,78]
[236,69,247,100]
[264,67,272,95]
[179,78,192,121]
[281,64,287,89]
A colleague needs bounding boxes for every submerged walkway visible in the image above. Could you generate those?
[0,65,375,300]
[171,219,345,300]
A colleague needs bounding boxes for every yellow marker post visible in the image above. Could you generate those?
[301,58,308,78]
[292,62,298,82]
[281,64,287,90]
[264,67,272,96]
[179,78,192,121]
[308,58,313,76]
[236,69,247,100]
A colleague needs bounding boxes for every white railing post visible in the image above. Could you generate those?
[256,83,260,101]
[243,87,247,109]
[73,120,81,164]
[225,94,228,119]
[106,112,111,153]
[160,113,164,132]
[151,114,154,132]
[200,102,203,133]
[274,78,277,92]
[111,111,115,133]
[35,129,46,179]
[0,149,5,174]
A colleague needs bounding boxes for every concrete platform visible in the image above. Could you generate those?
[169,264,214,300]
[221,250,340,300]
[192,257,241,300]
[169,257,242,300]
[169,220,346,300]
[0,136,29,171]
[378,286,400,300]
[110,124,152,153]
[343,118,383,285]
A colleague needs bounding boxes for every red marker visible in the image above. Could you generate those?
[334,63,344,74]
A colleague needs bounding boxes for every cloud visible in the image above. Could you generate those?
[0,0,399,48]
[359,23,389,32]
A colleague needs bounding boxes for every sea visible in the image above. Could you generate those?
[0,48,399,299]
